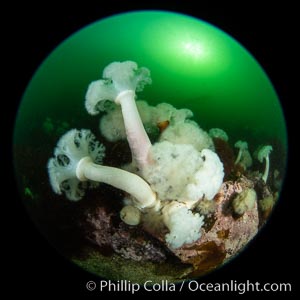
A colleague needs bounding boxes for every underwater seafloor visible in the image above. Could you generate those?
[11,10,289,285]
[14,103,286,283]
[14,118,189,283]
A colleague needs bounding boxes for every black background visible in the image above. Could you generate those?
[6,1,297,297]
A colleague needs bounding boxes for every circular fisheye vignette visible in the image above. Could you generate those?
[13,10,287,283]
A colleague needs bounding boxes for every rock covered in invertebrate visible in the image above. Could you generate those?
[172,179,259,276]
[83,206,167,263]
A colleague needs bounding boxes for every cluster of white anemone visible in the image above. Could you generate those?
[47,61,272,249]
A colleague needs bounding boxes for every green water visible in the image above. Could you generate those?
[13,11,287,282]
[14,11,287,148]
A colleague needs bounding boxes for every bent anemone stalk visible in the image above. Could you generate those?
[85,61,152,169]
[47,129,156,208]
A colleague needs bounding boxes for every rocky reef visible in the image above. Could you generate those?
[83,206,167,263]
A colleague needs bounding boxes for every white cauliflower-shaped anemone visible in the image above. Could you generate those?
[257,145,273,183]
[85,61,152,168]
[85,61,151,115]
[99,101,193,143]
[163,202,204,249]
[48,129,157,208]
[100,101,155,142]
[153,103,193,124]
[234,140,248,165]
[184,149,224,201]
[209,128,229,142]
[99,104,126,142]
[48,129,105,201]
[159,121,214,151]
[143,141,224,202]
[143,142,203,202]
[103,61,151,93]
